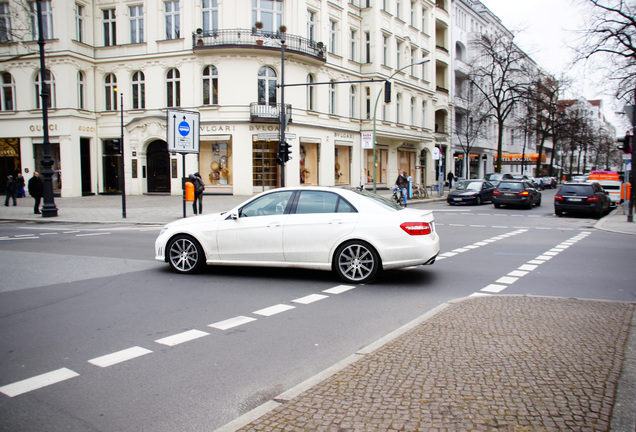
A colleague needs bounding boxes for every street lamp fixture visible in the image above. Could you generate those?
[372,58,430,193]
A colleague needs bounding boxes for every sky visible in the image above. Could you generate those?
[478,0,628,131]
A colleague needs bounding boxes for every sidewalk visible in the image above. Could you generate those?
[2,194,635,431]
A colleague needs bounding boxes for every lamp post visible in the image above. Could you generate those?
[120,92,126,218]
[372,58,430,193]
[35,0,58,217]
[279,27,287,187]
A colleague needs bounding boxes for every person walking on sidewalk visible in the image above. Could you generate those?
[28,171,44,214]
[447,171,455,189]
[189,172,205,215]
[394,170,409,207]
[4,175,17,207]
[15,173,25,198]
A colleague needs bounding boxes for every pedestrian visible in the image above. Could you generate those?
[28,171,44,214]
[394,170,409,207]
[189,172,205,215]
[447,171,455,189]
[4,175,17,206]
[15,173,25,198]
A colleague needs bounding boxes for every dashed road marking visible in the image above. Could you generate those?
[323,285,356,294]
[253,304,295,317]
[293,294,329,305]
[0,368,79,398]
[155,329,210,347]
[209,316,257,331]
[88,346,152,368]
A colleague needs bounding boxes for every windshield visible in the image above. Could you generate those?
[349,187,404,210]
[498,182,523,191]
[485,173,502,181]
[457,181,482,191]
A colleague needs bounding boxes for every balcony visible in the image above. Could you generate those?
[193,29,327,61]
[250,102,292,124]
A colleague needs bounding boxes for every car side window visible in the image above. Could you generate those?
[295,191,354,214]
[239,191,294,217]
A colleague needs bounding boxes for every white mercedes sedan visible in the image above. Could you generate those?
[155,187,440,283]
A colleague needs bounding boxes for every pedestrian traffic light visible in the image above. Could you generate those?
[384,80,391,103]
[618,132,632,154]
[277,141,292,164]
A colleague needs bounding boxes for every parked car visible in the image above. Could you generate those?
[542,177,557,189]
[447,180,496,205]
[492,180,542,209]
[554,182,611,218]
[484,173,513,186]
[155,186,440,283]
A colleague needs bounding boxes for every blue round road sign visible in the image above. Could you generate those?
[178,121,190,137]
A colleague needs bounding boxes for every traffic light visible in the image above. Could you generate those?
[618,132,632,154]
[384,80,391,103]
[277,141,292,164]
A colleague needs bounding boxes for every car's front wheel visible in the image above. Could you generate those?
[167,235,205,274]
[334,241,380,283]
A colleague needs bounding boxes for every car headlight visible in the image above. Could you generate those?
[159,226,170,236]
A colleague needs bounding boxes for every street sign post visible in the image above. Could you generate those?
[167,109,200,218]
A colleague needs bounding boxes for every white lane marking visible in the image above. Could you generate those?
[452,248,469,253]
[440,252,458,257]
[469,225,486,228]
[496,276,519,284]
[155,329,209,346]
[63,231,81,234]
[481,284,507,293]
[0,368,79,398]
[323,285,356,294]
[39,232,58,235]
[527,260,544,265]
[518,264,538,271]
[209,316,256,330]
[76,232,111,237]
[507,270,529,278]
[0,237,39,241]
[535,255,553,261]
[88,346,152,368]
[15,234,37,237]
[293,294,328,305]
[253,304,295,317]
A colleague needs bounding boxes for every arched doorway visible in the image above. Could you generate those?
[147,140,170,193]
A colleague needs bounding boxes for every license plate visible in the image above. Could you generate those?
[568,198,582,202]
[505,193,516,196]
[453,198,462,201]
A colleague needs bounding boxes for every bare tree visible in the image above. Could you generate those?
[0,0,37,61]
[468,33,533,172]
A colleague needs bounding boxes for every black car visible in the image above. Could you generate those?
[554,182,610,218]
[447,180,496,205]
[492,180,542,209]
[484,172,513,186]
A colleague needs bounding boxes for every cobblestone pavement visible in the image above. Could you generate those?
[226,296,636,432]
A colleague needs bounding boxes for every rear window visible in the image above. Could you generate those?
[559,185,593,195]
[497,182,523,191]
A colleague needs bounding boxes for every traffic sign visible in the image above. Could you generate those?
[167,109,200,154]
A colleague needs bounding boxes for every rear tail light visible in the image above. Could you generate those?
[493,190,501,196]
[586,196,599,202]
[555,194,564,201]
[400,222,432,236]
[519,191,530,196]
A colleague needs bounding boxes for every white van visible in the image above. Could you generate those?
[597,180,622,207]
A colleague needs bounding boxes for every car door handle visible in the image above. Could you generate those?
[267,222,281,228]
[329,219,343,224]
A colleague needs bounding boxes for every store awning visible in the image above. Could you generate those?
[500,153,546,163]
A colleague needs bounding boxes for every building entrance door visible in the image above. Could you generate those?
[252,140,278,192]
[147,140,170,193]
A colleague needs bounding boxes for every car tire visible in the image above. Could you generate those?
[494,203,501,208]
[536,196,541,206]
[475,196,482,206]
[333,240,380,284]
[167,235,205,274]
[555,209,563,217]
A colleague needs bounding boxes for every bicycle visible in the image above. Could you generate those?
[391,187,406,207]
[411,183,428,199]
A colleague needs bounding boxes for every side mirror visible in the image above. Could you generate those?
[230,211,239,220]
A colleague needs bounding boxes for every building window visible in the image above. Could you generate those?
[35,69,55,109]
[422,51,428,79]
[421,7,427,33]
[1,72,15,111]
[349,29,357,61]
[258,66,277,104]
[166,68,180,107]
[382,35,389,66]
[410,97,415,125]
[349,86,356,118]
[422,101,426,128]
[132,71,145,109]
[0,3,11,42]
[103,8,116,46]
[396,41,402,69]
[75,4,83,42]
[396,0,401,19]
[31,1,53,40]
[382,0,387,11]
[130,5,144,43]
[105,73,117,111]
[396,93,401,123]
[329,80,336,115]
[365,87,370,119]
[307,10,315,41]
[77,71,85,110]
[252,0,282,33]
[203,65,218,105]
[165,1,180,39]
[202,0,218,33]
[307,74,315,111]
[329,20,337,54]
[411,2,416,27]
[365,32,371,63]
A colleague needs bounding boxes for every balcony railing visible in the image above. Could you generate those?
[193,29,326,61]
[250,102,292,123]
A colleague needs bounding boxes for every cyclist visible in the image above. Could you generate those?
[394,170,409,207]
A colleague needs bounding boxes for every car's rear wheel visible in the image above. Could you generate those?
[334,240,380,284]
[494,203,501,208]
[167,235,205,274]
[475,196,482,206]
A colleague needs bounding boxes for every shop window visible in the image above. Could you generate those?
[398,149,416,178]
[335,145,350,185]
[253,140,278,188]
[300,143,318,185]
[364,148,387,184]
[201,141,232,185]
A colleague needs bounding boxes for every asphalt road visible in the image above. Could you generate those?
[1,190,635,431]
